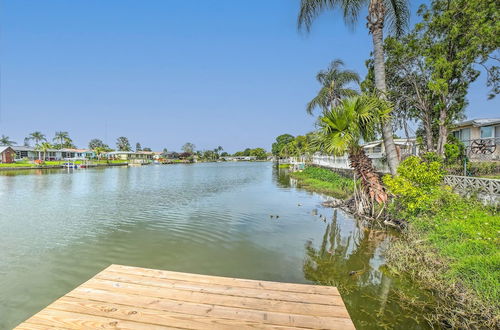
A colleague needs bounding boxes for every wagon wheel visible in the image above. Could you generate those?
[470,139,496,154]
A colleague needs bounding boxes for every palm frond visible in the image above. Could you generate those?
[298,0,338,32]
[384,0,409,37]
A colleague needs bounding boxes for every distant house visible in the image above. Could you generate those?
[105,151,153,164]
[0,146,16,163]
[10,146,95,161]
[451,118,500,161]
[221,156,257,161]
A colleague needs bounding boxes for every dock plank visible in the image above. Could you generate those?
[15,264,355,329]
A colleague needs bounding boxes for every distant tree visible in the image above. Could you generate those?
[220,151,229,157]
[182,142,195,154]
[306,59,360,115]
[250,148,267,160]
[143,147,152,152]
[116,137,131,151]
[135,143,142,152]
[36,142,53,161]
[23,137,31,147]
[271,134,295,156]
[53,131,73,149]
[94,146,107,161]
[161,148,168,157]
[170,152,180,159]
[0,135,16,146]
[27,131,46,146]
[88,139,108,150]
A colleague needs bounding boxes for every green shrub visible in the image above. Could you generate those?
[384,156,447,217]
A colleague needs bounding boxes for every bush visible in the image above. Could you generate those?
[384,156,447,217]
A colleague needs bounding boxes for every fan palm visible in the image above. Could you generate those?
[306,59,360,115]
[0,135,16,146]
[298,0,409,175]
[315,95,389,207]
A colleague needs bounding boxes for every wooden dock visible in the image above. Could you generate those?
[16,264,354,329]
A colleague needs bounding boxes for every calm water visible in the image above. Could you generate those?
[0,162,433,329]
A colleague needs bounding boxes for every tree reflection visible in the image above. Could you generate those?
[303,210,432,329]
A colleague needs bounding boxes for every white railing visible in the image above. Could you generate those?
[311,154,390,173]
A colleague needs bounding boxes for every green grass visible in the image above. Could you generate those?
[410,197,500,305]
[290,166,354,199]
[480,174,500,180]
[0,160,128,168]
[278,163,290,168]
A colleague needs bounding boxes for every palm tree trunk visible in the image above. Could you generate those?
[348,147,387,208]
[369,0,399,175]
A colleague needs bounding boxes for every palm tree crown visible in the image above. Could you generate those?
[53,131,69,147]
[27,131,46,145]
[0,135,16,146]
[298,0,408,36]
[306,59,360,115]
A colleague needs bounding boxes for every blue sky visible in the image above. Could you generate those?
[1,0,498,152]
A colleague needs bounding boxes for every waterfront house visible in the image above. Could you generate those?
[221,156,258,161]
[10,146,95,161]
[105,151,153,164]
[450,118,500,161]
[0,146,16,163]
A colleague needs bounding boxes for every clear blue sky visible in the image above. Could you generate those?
[1,0,498,152]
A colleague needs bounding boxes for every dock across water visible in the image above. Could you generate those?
[15,264,354,329]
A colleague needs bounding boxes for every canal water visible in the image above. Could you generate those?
[0,162,432,329]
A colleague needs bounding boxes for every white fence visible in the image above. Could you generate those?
[311,154,390,173]
[444,175,500,205]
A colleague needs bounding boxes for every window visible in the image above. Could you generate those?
[480,126,494,139]
[373,146,382,153]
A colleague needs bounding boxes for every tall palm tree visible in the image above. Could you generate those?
[306,59,360,115]
[53,131,69,149]
[27,131,46,145]
[315,95,389,213]
[298,0,409,175]
[0,135,16,146]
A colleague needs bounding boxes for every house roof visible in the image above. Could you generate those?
[0,146,14,153]
[453,118,500,128]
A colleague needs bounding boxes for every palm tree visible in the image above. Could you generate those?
[315,95,389,213]
[27,132,47,159]
[306,59,360,115]
[27,131,46,145]
[0,135,16,146]
[298,0,409,175]
[53,131,69,149]
[36,142,53,161]
[93,146,106,161]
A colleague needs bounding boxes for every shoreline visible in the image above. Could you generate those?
[285,163,499,328]
[0,162,129,171]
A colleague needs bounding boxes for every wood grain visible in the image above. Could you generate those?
[15,264,355,330]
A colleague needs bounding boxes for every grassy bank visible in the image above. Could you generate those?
[290,166,354,199]
[384,156,500,327]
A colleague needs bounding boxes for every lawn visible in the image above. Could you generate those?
[290,166,354,199]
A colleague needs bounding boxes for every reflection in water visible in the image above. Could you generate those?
[0,163,435,329]
[303,210,434,329]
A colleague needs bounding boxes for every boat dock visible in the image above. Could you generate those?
[16,264,354,329]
